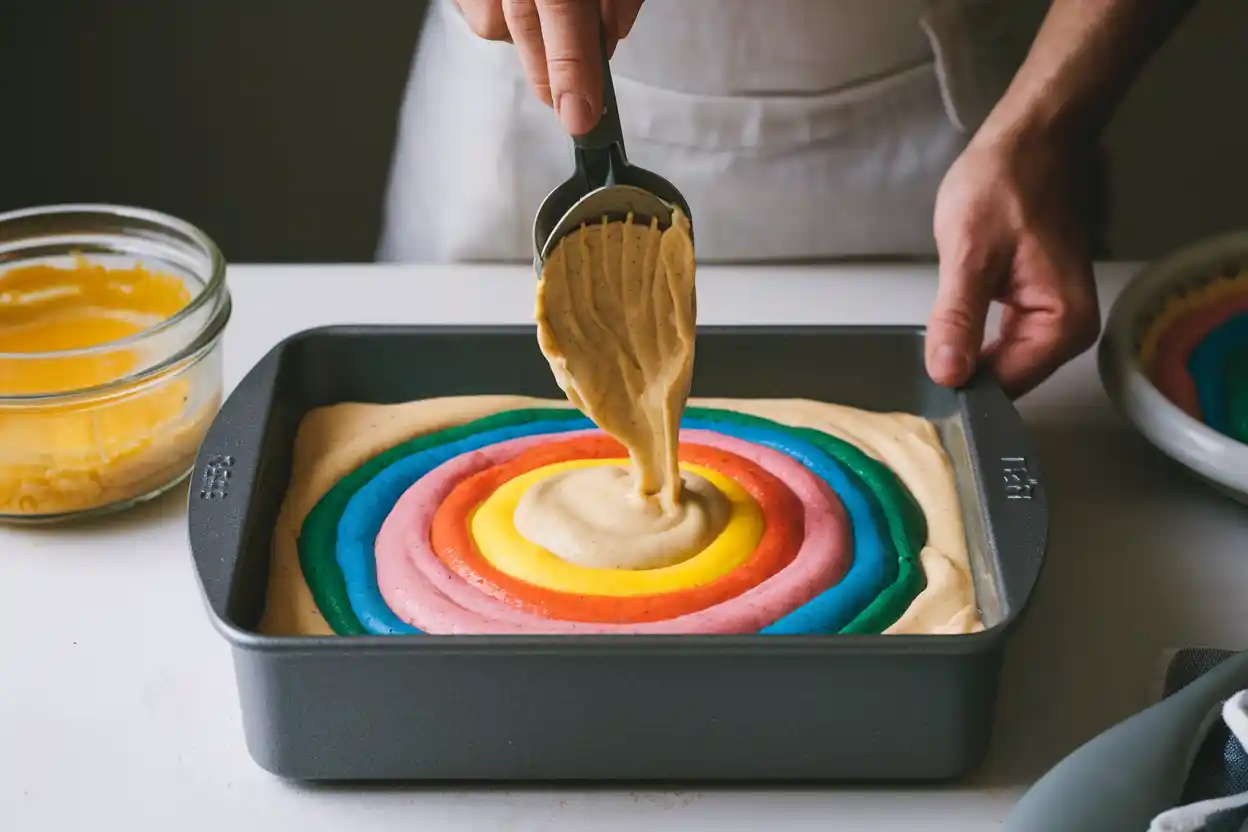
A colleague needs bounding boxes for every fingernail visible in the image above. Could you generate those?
[934,344,969,380]
[556,93,595,134]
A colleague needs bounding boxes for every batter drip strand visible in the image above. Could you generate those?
[534,209,696,517]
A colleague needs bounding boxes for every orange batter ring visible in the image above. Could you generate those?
[430,435,805,623]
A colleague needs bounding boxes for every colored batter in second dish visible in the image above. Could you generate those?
[1142,269,1248,443]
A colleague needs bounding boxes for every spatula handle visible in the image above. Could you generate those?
[571,20,626,188]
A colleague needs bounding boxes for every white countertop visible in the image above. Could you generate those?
[2,262,1245,831]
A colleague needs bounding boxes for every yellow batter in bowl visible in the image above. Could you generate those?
[0,257,220,519]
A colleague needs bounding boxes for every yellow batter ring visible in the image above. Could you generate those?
[470,458,764,596]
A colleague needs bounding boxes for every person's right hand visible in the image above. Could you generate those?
[455,0,644,135]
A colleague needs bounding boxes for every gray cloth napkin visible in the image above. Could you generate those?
[1003,648,1248,831]
[1148,648,1248,832]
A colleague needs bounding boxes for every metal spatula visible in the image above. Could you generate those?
[532,23,692,267]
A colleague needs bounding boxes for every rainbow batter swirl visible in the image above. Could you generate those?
[261,396,982,637]
[1141,270,1248,443]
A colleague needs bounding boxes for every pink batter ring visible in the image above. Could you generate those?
[373,428,850,634]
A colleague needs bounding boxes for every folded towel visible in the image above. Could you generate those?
[1002,647,1248,831]
[1148,648,1248,832]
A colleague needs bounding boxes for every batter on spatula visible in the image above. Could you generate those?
[528,209,718,571]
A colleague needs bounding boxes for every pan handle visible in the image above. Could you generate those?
[959,369,1050,624]
[186,344,283,623]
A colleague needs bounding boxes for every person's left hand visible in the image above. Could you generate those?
[924,130,1104,399]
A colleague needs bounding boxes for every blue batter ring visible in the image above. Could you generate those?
[336,410,897,635]
[1188,311,1248,436]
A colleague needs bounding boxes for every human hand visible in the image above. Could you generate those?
[924,130,1105,399]
[455,0,645,135]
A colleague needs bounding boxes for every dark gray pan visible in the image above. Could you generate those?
[186,324,1047,782]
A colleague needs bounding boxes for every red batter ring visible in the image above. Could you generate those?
[429,434,809,623]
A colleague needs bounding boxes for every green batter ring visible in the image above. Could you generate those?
[684,407,927,634]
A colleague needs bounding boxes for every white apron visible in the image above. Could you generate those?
[377,0,1014,263]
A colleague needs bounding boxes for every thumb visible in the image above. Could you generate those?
[926,251,997,388]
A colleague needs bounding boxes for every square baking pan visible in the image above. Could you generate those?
[187,324,1048,782]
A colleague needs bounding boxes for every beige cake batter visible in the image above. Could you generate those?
[514,464,731,570]
[261,395,980,637]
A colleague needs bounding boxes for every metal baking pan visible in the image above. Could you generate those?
[187,324,1048,782]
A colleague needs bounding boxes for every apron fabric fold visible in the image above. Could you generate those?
[378,0,1017,263]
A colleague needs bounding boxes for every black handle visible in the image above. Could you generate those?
[959,369,1050,627]
[185,344,283,624]
[571,22,626,189]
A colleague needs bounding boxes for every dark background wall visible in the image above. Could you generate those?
[0,0,1244,264]
[0,1,427,263]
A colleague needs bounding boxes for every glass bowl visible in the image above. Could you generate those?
[0,204,231,522]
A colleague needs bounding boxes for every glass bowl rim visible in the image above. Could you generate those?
[0,203,231,403]
[0,203,228,360]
